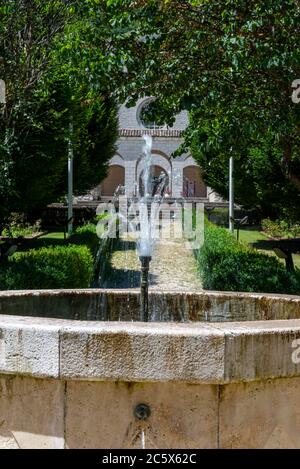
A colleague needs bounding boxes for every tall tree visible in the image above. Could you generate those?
[0,0,118,222]
[102,0,300,217]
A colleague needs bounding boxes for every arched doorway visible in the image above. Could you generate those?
[183,166,207,197]
[101,165,125,196]
[139,165,170,197]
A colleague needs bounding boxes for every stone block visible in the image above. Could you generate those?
[219,376,300,448]
[0,316,60,378]
[59,322,226,383]
[0,375,64,449]
[213,320,300,382]
[65,380,218,448]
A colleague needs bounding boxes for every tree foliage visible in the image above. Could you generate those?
[2,0,300,220]
[0,0,118,222]
[101,0,300,218]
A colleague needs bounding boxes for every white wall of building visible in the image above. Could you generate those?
[101,97,215,200]
[118,98,189,131]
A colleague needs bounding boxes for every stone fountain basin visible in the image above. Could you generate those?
[0,289,300,449]
[0,288,300,322]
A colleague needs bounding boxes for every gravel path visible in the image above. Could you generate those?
[149,240,202,292]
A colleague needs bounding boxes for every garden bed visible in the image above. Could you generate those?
[0,231,47,242]
[0,223,106,290]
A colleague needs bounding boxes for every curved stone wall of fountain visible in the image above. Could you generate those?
[0,289,300,448]
[0,288,300,322]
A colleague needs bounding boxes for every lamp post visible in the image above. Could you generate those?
[0,79,5,104]
[67,120,74,237]
[229,150,234,233]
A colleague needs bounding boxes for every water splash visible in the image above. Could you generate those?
[137,135,155,258]
[97,134,171,321]
[141,429,145,449]
[141,135,153,199]
[136,135,169,258]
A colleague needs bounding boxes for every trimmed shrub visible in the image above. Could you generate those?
[70,223,100,257]
[197,223,300,294]
[70,222,113,287]
[0,245,93,290]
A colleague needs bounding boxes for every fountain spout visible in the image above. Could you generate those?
[139,256,152,322]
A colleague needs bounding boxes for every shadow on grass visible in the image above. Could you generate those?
[100,239,159,289]
[19,237,67,251]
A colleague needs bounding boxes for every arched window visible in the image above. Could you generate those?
[139,165,170,197]
[137,98,166,130]
[101,165,125,197]
[183,166,207,198]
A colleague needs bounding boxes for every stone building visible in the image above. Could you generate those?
[100,97,219,201]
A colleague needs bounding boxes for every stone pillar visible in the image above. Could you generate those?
[172,162,183,198]
[124,161,137,197]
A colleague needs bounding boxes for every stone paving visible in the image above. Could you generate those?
[149,239,203,292]
[104,235,202,292]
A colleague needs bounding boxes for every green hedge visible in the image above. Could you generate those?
[71,221,114,287]
[70,223,100,257]
[197,223,300,294]
[0,245,94,290]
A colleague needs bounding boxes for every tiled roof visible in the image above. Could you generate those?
[119,129,183,138]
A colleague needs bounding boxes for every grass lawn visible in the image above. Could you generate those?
[41,231,65,240]
[18,230,67,250]
[235,226,300,269]
[41,227,300,269]
[234,227,268,244]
